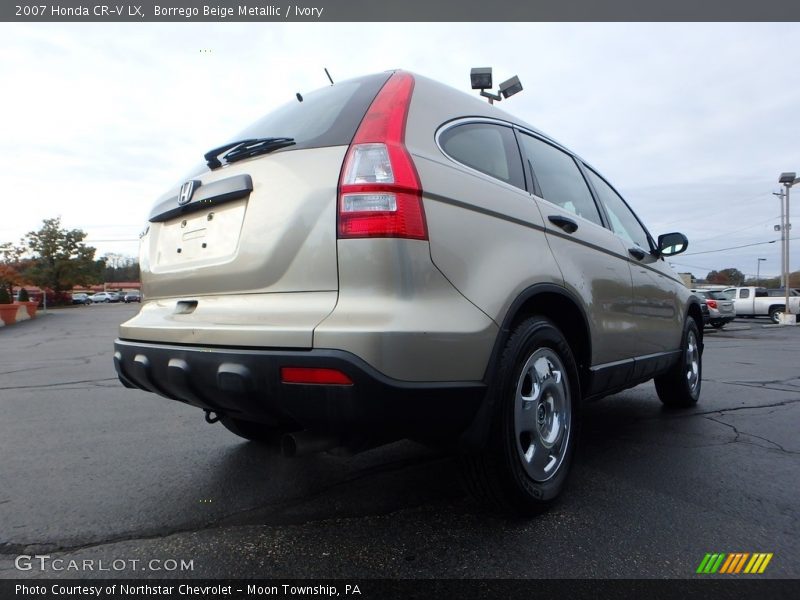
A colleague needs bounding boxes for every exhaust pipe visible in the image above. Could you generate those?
[281,431,341,457]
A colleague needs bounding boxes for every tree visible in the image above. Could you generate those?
[23,217,104,295]
[706,268,745,286]
[0,242,25,264]
[0,264,23,300]
[0,243,30,299]
[102,253,140,283]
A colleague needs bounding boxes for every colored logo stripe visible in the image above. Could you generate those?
[744,553,773,574]
[719,553,749,573]
[697,553,726,573]
[697,553,773,574]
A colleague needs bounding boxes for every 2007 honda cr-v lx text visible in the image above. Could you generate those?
[115,70,703,514]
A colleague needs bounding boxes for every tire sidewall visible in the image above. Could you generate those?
[680,318,703,403]
[495,318,581,507]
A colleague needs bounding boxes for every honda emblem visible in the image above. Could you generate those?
[178,180,198,206]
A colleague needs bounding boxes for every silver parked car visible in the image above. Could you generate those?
[115,70,702,514]
[89,292,120,303]
[691,290,736,329]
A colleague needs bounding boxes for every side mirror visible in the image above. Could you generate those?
[657,232,688,256]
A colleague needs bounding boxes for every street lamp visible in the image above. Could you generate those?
[777,172,799,324]
[470,67,523,104]
[772,190,785,286]
[756,258,766,287]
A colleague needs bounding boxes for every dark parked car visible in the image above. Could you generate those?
[123,291,141,303]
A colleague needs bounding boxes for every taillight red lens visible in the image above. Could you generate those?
[280,367,353,386]
[338,72,427,240]
[706,299,718,309]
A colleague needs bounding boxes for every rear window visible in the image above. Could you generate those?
[233,73,391,152]
[438,122,525,189]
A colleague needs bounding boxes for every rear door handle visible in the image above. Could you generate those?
[628,247,646,260]
[548,215,578,234]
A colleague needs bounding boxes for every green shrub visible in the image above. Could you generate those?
[0,286,10,304]
[17,288,30,302]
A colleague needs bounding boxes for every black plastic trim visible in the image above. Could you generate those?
[459,282,592,451]
[149,174,253,223]
[586,350,680,399]
[114,340,486,439]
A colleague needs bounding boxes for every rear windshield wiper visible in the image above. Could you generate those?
[204,137,296,169]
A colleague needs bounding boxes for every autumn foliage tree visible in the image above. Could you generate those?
[706,268,746,286]
[0,264,23,302]
[0,253,29,300]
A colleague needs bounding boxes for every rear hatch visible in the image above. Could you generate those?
[715,300,736,316]
[141,72,392,300]
[707,292,735,316]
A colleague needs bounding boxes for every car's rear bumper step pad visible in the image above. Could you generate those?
[114,339,485,436]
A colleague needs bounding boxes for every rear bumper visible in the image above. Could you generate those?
[114,339,486,438]
[709,316,735,325]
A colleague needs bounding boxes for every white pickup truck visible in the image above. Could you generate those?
[720,287,800,323]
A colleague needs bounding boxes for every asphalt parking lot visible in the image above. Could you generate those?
[0,304,798,579]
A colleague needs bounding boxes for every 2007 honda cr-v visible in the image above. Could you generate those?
[115,70,702,514]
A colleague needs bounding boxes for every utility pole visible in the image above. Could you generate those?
[778,172,799,324]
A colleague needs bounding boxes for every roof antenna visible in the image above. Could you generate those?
[324,68,334,86]
[296,93,303,102]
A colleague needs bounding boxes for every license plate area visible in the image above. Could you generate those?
[153,198,247,269]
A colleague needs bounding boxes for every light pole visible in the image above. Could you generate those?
[757,258,766,287]
[778,172,798,323]
[773,190,785,286]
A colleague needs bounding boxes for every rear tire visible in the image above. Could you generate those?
[655,317,702,407]
[462,316,580,515]
[769,306,784,324]
[711,322,724,329]
[219,416,282,444]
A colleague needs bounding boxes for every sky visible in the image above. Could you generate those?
[1,22,799,280]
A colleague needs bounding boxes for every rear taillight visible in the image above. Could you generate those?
[338,71,427,240]
[706,300,718,309]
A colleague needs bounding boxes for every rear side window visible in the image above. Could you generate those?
[439,123,525,189]
[518,133,603,227]
[233,73,392,152]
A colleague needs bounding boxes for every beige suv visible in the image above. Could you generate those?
[115,70,702,514]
